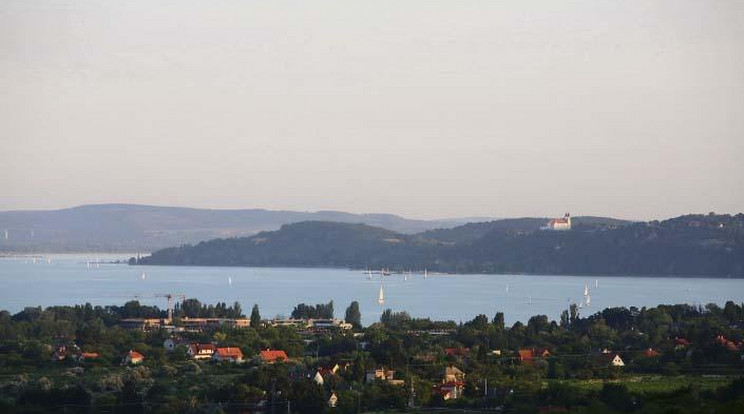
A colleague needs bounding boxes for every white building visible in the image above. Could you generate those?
[543,213,572,231]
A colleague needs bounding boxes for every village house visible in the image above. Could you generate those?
[674,337,691,350]
[715,335,741,351]
[643,348,660,358]
[328,392,338,408]
[213,347,244,363]
[435,365,466,400]
[596,352,625,368]
[51,345,67,362]
[366,367,405,385]
[187,343,217,360]
[77,352,100,363]
[519,348,551,365]
[260,349,289,364]
[123,350,145,365]
[313,371,324,385]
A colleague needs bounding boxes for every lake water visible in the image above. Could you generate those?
[1,254,743,326]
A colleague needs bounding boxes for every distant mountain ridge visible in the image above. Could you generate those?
[0,204,490,252]
[137,213,744,277]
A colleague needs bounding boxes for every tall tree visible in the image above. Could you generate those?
[493,312,505,330]
[250,304,261,328]
[232,301,243,318]
[345,301,362,330]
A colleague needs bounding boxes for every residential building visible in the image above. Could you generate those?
[213,347,244,363]
[187,343,217,360]
[366,367,404,385]
[123,350,145,365]
[260,349,289,364]
[435,365,466,400]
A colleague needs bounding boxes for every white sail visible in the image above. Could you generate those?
[228,276,233,286]
[583,284,589,296]
[424,268,428,279]
[141,272,146,280]
[585,294,591,307]
[378,284,385,305]
[595,279,599,289]
[505,284,509,293]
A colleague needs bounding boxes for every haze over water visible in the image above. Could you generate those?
[2,255,742,326]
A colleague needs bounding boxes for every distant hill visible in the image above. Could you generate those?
[138,213,744,277]
[0,204,485,253]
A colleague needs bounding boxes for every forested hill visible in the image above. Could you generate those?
[0,204,479,252]
[136,214,744,277]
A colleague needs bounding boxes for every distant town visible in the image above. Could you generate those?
[0,297,742,413]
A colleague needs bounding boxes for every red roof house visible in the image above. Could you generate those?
[123,350,145,365]
[260,349,288,364]
[643,348,659,358]
[213,347,244,363]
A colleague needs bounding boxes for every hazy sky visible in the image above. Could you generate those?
[2,1,743,220]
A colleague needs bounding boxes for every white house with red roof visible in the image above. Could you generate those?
[187,343,217,360]
[123,350,145,365]
[213,347,244,363]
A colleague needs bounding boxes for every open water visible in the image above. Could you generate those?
[1,254,742,325]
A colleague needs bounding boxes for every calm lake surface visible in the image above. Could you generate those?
[1,254,743,326]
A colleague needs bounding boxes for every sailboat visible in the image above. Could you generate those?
[583,284,589,297]
[585,294,591,307]
[378,283,385,305]
[595,279,599,289]
[228,275,233,286]
[141,272,146,280]
[424,268,428,279]
[366,268,373,280]
[505,283,510,294]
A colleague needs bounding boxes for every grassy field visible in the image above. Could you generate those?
[554,375,736,393]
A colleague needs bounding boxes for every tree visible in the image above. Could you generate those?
[493,312,505,330]
[232,301,243,318]
[345,301,362,330]
[250,304,261,328]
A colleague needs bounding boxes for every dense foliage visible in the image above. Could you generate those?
[0,299,742,413]
[138,213,744,277]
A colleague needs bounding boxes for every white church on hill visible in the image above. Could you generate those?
[543,213,572,231]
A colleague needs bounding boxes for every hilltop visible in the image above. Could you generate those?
[0,204,481,252]
[137,213,744,277]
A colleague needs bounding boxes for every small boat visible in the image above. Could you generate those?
[382,268,391,277]
[141,272,146,280]
[378,283,385,305]
[365,268,373,280]
[228,275,233,286]
[424,268,428,279]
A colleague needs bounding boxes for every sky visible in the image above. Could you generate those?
[1,1,743,220]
